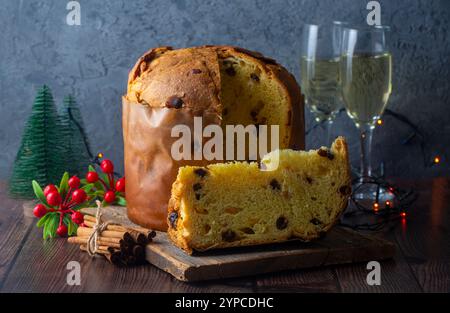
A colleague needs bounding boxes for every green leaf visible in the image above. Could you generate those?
[44,213,59,239]
[59,172,69,198]
[66,217,78,236]
[100,173,111,188]
[93,181,104,191]
[32,180,48,205]
[88,165,96,172]
[80,178,87,185]
[116,196,127,206]
[36,212,50,227]
[82,183,94,193]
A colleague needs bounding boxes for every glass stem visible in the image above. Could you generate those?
[359,124,374,183]
[325,119,333,147]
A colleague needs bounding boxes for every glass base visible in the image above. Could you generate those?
[352,180,395,208]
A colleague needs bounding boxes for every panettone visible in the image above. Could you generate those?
[167,137,351,254]
[124,46,305,230]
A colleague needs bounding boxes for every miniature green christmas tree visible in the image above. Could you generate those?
[9,85,67,198]
[59,95,91,176]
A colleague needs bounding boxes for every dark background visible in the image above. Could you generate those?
[0,0,449,179]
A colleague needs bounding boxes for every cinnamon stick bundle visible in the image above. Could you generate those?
[67,214,156,266]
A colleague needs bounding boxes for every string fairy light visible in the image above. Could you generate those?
[306,108,444,168]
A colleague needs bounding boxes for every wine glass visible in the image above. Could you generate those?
[340,25,392,201]
[300,22,346,146]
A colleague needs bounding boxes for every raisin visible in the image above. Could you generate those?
[270,179,281,191]
[317,148,334,160]
[250,73,260,82]
[305,176,313,184]
[240,227,255,234]
[195,193,201,200]
[221,229,236,242]
[339,185,351,196]
[311,197,317,201]
[276,216,288,230]
[169,212,178,229]
[225,66,236,76]
[310,218,322,225]
[191,68,202,74]
[166,96,183,109]
[194,168,208,178]
[193,183,202,191]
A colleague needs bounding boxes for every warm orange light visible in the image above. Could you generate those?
[373,202,379,211]
[385,200,391,207]
[97,152,104,158]
[377,119,383,125]
[434,156,440,164]
[400,212,406,218]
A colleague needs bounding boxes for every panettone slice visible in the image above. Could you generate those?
[167,137,351,254]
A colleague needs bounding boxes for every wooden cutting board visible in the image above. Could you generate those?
[79,205,395,282]
[146,227,395,282]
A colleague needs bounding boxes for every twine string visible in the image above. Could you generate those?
[86,200,110,256]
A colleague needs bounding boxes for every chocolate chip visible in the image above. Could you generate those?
[339,185,351,196]
[193,183,202,191]
[310,218,322,225]
[305,176,313,184]
[317,148,334,160]
[311,197,317,201]
[169,212,178,229]
[276,216,288,230]
[194,168,208,178]
[221,229,236,242]
[195,193,201,200]
[223,108,228,116]
[250,73,260,82]
[191,68,202,74]
[166,96,183,109]
[270,179,281,191]
[225,66,236,76]
[250,111,258,121]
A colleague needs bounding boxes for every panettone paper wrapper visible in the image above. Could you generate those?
[123,97,221,231]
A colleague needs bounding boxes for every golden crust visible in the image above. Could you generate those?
[126,45,304,148]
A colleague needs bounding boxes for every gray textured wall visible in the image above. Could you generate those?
[0,0,449,179]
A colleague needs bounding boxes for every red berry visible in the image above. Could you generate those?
[33,204,47,218]
[115,177,125,192]
[72,189,87,204]
[71,211,84,225]
[44,184,57,197]
[68,176,80,189]
[46,191,61,206]
[86,171,99,183]
[100,159,114,174]
[56,224,68,237]
[104,190,116,203]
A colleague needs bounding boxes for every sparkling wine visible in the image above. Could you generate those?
[341,52,392,126]
[300,56,342,122]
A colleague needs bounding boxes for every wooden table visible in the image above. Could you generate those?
[0,178,449,293]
